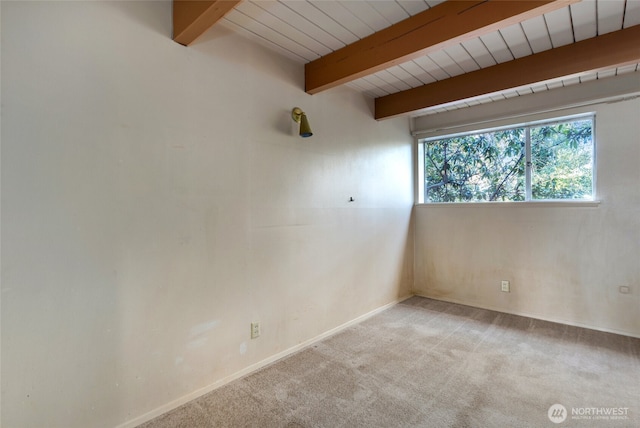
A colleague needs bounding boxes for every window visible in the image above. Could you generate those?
[418,115,594,203]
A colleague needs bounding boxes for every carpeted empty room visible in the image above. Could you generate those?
[5,2,640,428]
[141,297,640,427]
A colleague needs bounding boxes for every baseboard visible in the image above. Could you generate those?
[117,294,412,428]
[413,292,640,339]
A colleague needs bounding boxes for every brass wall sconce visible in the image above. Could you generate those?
[292,107,313,138]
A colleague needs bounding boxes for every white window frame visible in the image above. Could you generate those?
[416,113,597,204]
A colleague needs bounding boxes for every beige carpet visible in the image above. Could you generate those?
[140,297,640,427]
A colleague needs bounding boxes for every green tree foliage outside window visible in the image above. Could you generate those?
[531,120,593,200]
[423,117,594,203]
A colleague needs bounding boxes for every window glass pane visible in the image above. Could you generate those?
[424,128,525,202]
[530,119,593,200]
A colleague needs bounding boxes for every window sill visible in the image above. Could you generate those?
[415,200,601,208]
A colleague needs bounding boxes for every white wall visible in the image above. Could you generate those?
[414,95,640,338]
[0,2,414,427]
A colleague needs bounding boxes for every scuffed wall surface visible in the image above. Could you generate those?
[414,97,640,337]
[0,2,414,427]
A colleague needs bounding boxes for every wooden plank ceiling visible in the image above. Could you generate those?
[175,0,640,120]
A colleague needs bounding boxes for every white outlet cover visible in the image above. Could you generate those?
[251,322,260,339]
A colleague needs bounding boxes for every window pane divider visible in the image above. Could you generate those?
[525,127,532,201]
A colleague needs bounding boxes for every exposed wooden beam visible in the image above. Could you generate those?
[304,0,578,94]
[374,25,640,119]
[412,73,640,136]
[173,0,241,46]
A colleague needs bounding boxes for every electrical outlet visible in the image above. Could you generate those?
[251,322,260,339]
[501,280,510,292]
[619,286,630,294]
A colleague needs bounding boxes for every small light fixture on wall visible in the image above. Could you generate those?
[291,107,313,138]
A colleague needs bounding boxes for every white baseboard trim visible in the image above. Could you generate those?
[413,292,640,339]
[117,295,412,428]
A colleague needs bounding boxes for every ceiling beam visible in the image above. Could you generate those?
[374,25,640,119]
[173,0,241,46]
[304,0,578,95]
[412,72,640,136]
